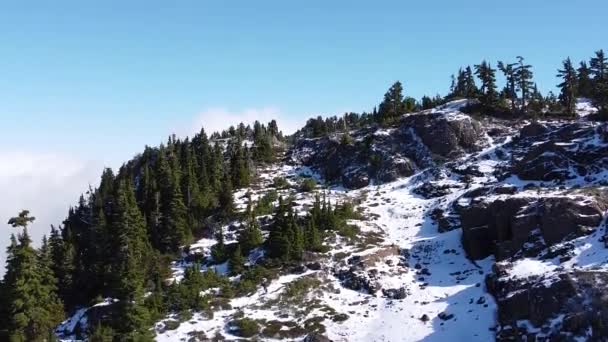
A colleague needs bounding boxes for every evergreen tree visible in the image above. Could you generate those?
[464,66,478,98]
[89,323,114,342]
[498,60,518,112]
[514,56,535,113]
[238,218,263,255]
[474,61,498,108]
[305,218,322,251]
[111,180,152,338]
[218,170,235,219]
[378,81,406,123]
[4,212,64,341]
[210,226,227,263]
[230,137,251,188]
[557,57,578,116]
[577,61,594,98]
[265,197,291,260]
[590,49,608,115]
[229,244,245,276]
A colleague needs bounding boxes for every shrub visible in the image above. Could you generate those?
[272,177,289,189]
[232,318,259,338]
[283,276,321,300]
[300,178,317,192]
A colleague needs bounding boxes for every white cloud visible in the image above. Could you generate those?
[0,151,102,275]
[178,107,307,138]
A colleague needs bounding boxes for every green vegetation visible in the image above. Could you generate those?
[300,178,317,192]
[231,318,259,338]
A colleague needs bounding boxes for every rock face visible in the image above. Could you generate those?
[511,122,608,182]
[290,109,488,189]
[456,191,606,260]
[401,111,486,158]
[487,269,608,341]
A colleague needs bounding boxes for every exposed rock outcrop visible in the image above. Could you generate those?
[456,191,607,260]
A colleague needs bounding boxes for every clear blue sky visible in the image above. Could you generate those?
[1,1,607,164]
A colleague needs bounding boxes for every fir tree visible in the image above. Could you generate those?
[89,323,114,342]
[577,61,594,98]
[4,212,64,341]
[238,218,263,255]
[111,180,152,338]
[305,218,322,251]
[474,61,498,108]
[514,56,535,113]
[378,81,406,123]
[590,49,608,115]
[498,60,518,112]
[557,57,578,116]
[464,66,478,98]
[229,244,246,276]
[211,226,227,263]
[218,170,235,219]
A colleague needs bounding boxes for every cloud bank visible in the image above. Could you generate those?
[0,151,102,275]
[179,107,307,138]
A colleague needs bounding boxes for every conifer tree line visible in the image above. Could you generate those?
[298,49,608,138]
[0,121,284,341]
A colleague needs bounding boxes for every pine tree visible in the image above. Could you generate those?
[230,137,250,188]
[557,57,578,116]
[218,170,235,219]
[305,218,322,251]
[156,149,191,253]
[166,184,191,252]
[498,60,518,112]
[578,61,594,98]
[4,211,65,341]
[89,323,114,342]
[238,219,263,255]
[514,56,535,113]
[590,49,608,115]
[111,180,152,338]
[464,66,478,98]
[474,61,498,108]
[378,81,406,123]
[37,236,65,320]
[211,226,227,263]
[229,244,245,276]
[266,197,291,260]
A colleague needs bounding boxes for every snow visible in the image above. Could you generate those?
[576,98,598,117]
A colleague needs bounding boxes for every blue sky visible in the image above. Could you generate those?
[0,1,607,270]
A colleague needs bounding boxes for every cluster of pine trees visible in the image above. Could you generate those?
[299,49,607,139]
[0,121,283,340]
[450,51,608,118]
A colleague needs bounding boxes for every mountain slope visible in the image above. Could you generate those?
[57,99,608,341]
